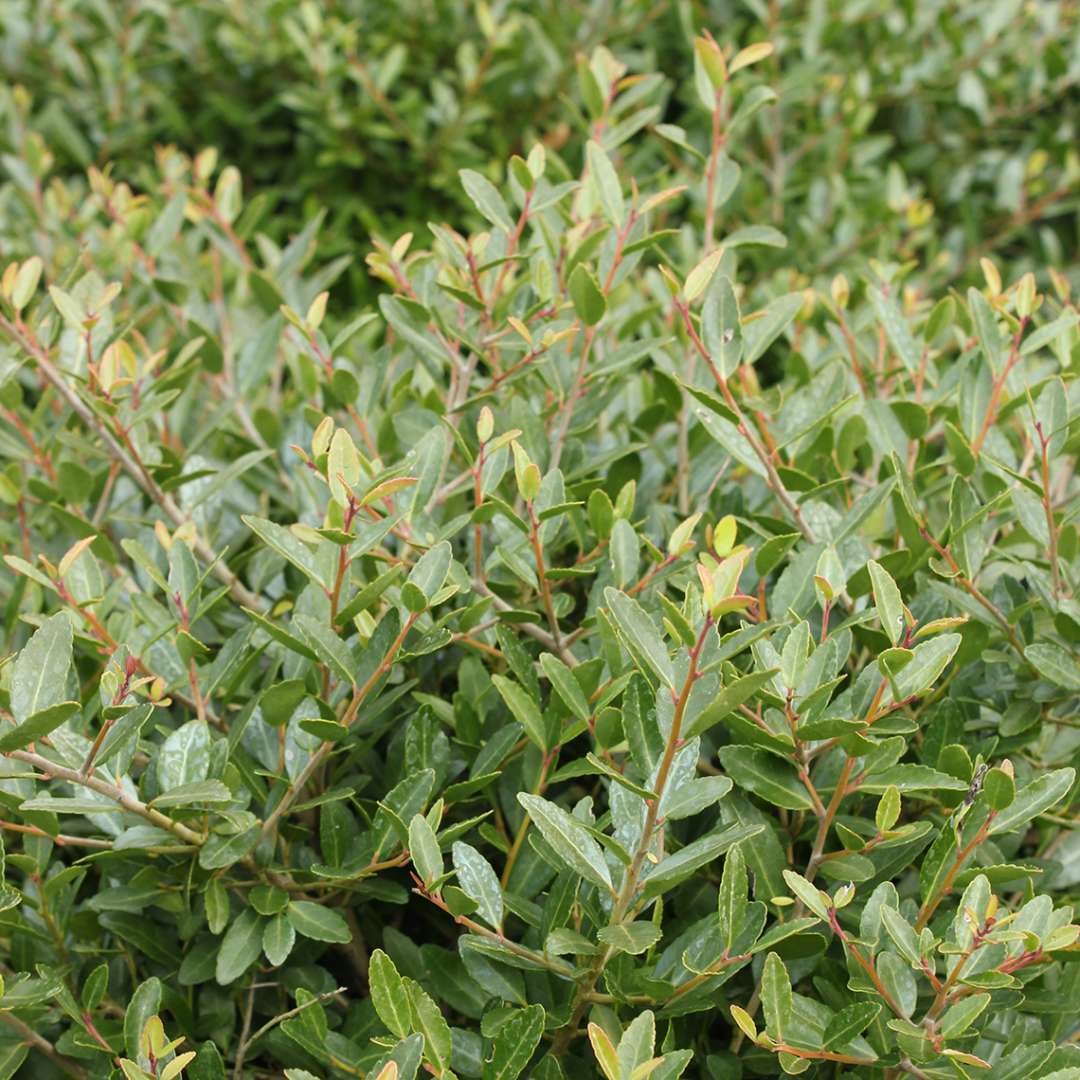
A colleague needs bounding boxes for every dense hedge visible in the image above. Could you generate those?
[1,3,1080,1080]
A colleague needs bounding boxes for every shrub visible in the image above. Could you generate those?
[2,1,1076,301]
[1,11,1080,1080]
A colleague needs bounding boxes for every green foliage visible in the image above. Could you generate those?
[2,1,1078,302]
[1,2,1080,1079]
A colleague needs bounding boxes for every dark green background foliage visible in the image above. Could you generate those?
[2,0,1076,301]
[1,2,1080,1080]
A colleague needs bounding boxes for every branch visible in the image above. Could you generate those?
[235,986,346,1074]
[9,749,204,845]
[472,579,578,666]
[0,315,265,612]
[0,1006,89,1079]
[551,617,713,1052]
[259,613,420,843]
[675,302,818,544]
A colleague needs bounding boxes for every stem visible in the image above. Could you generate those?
[798,768,827,818]
[676,401,690,514]
[797,679,887,908]
[8,749,203,844]
[472,579,577,666]
[549,212,636,471]
[551,617,713,1052]
[328,499,359,624]
[527,501,562,647]
[187,658,208,725]
[837,311,870,397]
[915,814,995,930]
[676,302,818,544]
[819,598,832,643]
[422,888,575,979]
[80,717,116,778]
[237,986,346,1069]
[970,319,1028,456]
[0,820,111,849]
[920,528,1029,662]
[232,980,258,1080]
[548,324,595,472]
[346,53,419,146]
[769,1041,877,1066]
[666,950,751,1003]
[486,343,546,390]
[804,758,853,882]
[55,580,221,735]
[473,445,486,582]
[828,909,906,1018]
[0,315,264,611]
[491,191,532,304]
[258,613,419,843]
[927,937,982,1020]
[626,555,678,599]
[899,1057,934,1080]
[1035,421,1063,599]
[501,752,553,888]
[0,1013,87,1079]
[703,86,726,254]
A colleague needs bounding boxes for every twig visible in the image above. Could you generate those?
[259,613,420,843]
[970,318,1028,456]
[421,888,574,979]
[920,528,1029,663]
[549,211,637,471]
[471,579,578,666]
[240,987,346,1057]
[526,501,562,648]
[232,980,258,1080]
[0,1010,88,1079]
[0,819,111,849]
[548,324,594,473]
[769,1041,876,1067]
[675,302,818,544]
[828,908,906,1019]
[1035,420,1063,599]
[915,813,996,930]
[703,84,726,254]
[500,752,553,888]
[9,749,204,845]
[551,617,714,1052]
[0,315,265,611]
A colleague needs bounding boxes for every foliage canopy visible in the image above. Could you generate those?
[1,2,1079,1079]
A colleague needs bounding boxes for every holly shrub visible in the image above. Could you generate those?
[1,4,1080,1080]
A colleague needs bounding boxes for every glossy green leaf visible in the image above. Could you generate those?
[216,909,264,984]
[605,588,676,690]
[452,841,503,929]
[286,901,351,943]
[10,613,73,724]
[407,813,443,886]
[760,953,793,1040]
[517,794,613,894]
[370,949,411,1039]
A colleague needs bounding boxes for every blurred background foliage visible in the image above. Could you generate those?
[1,0,1078,304]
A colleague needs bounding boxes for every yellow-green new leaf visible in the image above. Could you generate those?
[867,559,904,647]
[760,953,793,1040]
[588,1023,619,1080]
